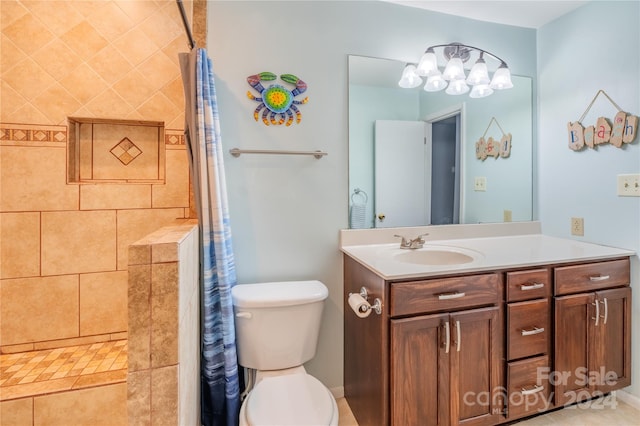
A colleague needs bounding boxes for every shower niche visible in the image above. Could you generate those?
[68,117,166,184]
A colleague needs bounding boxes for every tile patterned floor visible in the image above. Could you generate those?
[0,340,127,401]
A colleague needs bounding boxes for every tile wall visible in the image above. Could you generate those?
[0,0,193,352]
[127,221,200,425]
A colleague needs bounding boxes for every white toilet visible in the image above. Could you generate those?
[232,280,338,426]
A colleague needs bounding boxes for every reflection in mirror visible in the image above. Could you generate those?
[348,55,533,229]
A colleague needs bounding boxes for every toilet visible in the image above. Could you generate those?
[232,280,338,426]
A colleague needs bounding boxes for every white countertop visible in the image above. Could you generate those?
[341,234,635,280]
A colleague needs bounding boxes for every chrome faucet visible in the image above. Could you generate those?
[394,233,429,249]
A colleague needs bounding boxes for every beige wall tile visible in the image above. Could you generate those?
[60,21,108,59]
[1,342,34,354]
[151,262,179,368]
[2,13,54,55]
[151,366,178,426]
[34,383,127,426]
[129,244,151,266]
[128,264,151,372]
[152,150,190,208]
[80,184,151,210]
[0,397,33,426]
[2,58,56,103]
[41,210,116,276]
[80,271,128,336]
[33,334,107,351]
[152,242,179,264]
[0,275,79,346]
[1,212,40,279]
[127,370,151,426]
[116,208,185,270]
[0,146,78,212]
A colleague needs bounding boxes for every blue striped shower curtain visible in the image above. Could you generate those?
[179,47,240,426]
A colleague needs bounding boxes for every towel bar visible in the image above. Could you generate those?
[229,148,327,159]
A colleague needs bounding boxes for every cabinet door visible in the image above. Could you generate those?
[451,306,503,426]
[391,313,450,426]
[554,293,597,406]
[595,287,631,393]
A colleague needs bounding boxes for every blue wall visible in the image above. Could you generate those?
[208,0,536,390]
[538,0,640,396]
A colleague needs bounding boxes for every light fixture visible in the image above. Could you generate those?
[399,43,513,98]
[398,64,422,88]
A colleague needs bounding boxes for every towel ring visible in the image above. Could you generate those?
[351,188,368,204]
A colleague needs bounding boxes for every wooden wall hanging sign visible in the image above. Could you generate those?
[568,90,638,151]
[475,116,512,161]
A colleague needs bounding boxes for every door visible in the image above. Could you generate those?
[554,293,596,406]
[452,306,503,426]
[374,120,428,228]
[390,313,450,426]
[595,287,631,393]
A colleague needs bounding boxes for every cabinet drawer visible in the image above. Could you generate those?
[506,268,551,302]
[555,258,630,296]
[507,356,551,419]
[508,299,550,360]
[390,273,502,317]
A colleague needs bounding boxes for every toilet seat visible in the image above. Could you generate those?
[246,373,334,425]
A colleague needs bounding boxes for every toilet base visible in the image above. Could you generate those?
[239,368,338,426]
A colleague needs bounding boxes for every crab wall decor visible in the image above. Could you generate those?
[246,72,308,126]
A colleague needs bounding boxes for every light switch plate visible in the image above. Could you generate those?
[474,177,487,191]
[503,210,512,222]
[617,174,640,196]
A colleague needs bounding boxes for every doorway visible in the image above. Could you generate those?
[425,105,463,224]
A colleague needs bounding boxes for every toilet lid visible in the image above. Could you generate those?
[247,374,333,425]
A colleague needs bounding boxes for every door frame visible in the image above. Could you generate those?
[424,103,466,223]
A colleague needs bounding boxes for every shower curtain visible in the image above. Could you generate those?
[179,47,240,426]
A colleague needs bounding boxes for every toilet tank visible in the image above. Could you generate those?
[232,280,328,371]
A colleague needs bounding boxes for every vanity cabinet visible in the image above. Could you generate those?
[390,275,503,426]
[343,253,632,426]
[554,259,631,406]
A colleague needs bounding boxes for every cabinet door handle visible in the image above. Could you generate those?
[520,282,544,291]
[438,292,466,300]
[601,298,608,324]
[592,299,600,326]
[521,326,545,336]
[589,275,610,282]
[521,385,545,396]
[455,320,461,352]
[443,321,450,354]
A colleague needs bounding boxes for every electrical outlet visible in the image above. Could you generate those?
[617,174,640,196]
[474,177,487,192]
[571,217,584,236]
[503,210,512,222]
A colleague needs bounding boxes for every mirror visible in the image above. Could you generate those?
[348,55,533,229]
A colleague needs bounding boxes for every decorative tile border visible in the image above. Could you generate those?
[1,123,186,150]
[165,129,186,147]
[0,124,67,147]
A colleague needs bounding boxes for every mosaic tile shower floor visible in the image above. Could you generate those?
[0,340,127,401]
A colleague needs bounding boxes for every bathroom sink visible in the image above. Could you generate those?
[392,246,480,266]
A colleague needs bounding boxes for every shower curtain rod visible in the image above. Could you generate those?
[176,0,195,49]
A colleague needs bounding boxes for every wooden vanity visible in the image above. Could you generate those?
[342,231,632,426]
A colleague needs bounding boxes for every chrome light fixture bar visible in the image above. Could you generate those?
[398,43,513,98]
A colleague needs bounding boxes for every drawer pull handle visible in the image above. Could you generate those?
[455,320,461,352]
[521,326,545,336]
[589,275,610,282]
[520,282,544,291]
[592,300,600,326]
[438,292,466,300]
[521,385,545,396]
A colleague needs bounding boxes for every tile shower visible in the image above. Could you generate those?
[0,1,197,423]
